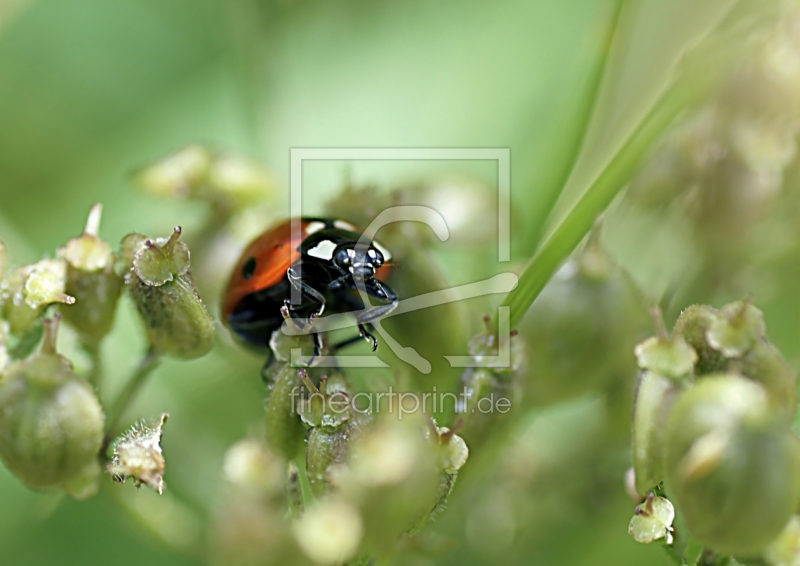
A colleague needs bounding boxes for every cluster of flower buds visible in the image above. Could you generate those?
[134,144,277,213]
[247,324,471,563]
[0,204,214,500]
[625,3,799,302]
[629,301,799,561]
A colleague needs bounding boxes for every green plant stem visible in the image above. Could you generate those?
[524,0,627,254]
[105,348,161,435]
[502,52,725,328]
[82,340,102,390]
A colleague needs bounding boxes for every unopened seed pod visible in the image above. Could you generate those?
[458,315,524,447]
[300,370,364,497]
[631,371,687,494]
[263,365,306,461]
[60,204,123,345]
[521,234,647,406]
[739,340,798,423]
[0,317,104,499]
[122,228,214,359]
[664,374,800,556]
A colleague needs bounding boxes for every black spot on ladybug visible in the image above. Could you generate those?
[242,257,257,280]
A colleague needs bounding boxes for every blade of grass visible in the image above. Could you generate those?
[523,0,627,254]
[502,44,731,328]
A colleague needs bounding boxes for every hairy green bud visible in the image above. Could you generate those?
[0,316,104,498]
[263,365,306,460]
[299,370,366,497]
[121,227,214,359]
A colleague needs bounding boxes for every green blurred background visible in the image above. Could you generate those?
[0,1,796,565]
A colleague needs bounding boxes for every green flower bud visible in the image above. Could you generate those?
[59,204,123,346]
[107,413,168,494]
[521,235,647,406]
[739,340,798,422]
[628,493,675,545]
[211,440,301,566]
[122,227,214,359]
[221,438,284,499]
[299,370,366,497]
[458,316,524,447]
[337,415,441,552]
[634,307,698,381]
[632,371,688,494]
[293,498,364,565]
[134,145,212,200]
[706,301,766,358]
[207,154,278,209]
[135,145,276,215]
[407,424,469,535]
[673,304,726,375]
[264,365,306,460]
[664,374,800,556]
[0,317,104,499]
[2,258,75,342]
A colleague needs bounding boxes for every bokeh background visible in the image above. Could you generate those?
[0,1,796,565]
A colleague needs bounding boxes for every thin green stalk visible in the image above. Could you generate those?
[502,50,727,328]
[523,0,627,253]
[82,340,102,391]
[105,348,161,435]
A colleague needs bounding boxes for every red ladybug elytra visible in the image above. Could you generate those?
[222,217,397,355]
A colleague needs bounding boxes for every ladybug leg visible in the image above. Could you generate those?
[357,323,379,352]
[285,266,327,323]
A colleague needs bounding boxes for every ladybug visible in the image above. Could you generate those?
[222,217,398,356]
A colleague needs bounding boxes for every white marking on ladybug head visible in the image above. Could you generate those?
[307,239,337,260]
[372,240,392,261]
[334,220,357,232]
[305,221,326,235]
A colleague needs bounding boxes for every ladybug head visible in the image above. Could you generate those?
[333,243,386,280]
